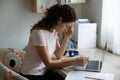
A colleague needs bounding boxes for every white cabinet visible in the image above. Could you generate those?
[59,0,86,4]
[72,23,97,49]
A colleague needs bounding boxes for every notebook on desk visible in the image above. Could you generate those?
[74,43,107,72]
[65,71,114,80]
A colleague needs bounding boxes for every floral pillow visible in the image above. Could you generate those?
[0,48,25,73]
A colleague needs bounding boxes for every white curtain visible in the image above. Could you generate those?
[100,0,120,55]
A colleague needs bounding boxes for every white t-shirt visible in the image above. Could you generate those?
[21,30,57,75]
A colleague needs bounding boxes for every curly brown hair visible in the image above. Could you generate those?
[32,4,76,30]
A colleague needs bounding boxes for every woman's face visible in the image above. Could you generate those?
[55,22,74,33]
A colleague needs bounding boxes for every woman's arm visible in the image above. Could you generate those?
[54,26,74,59]
[36,46,88,69]
[54,35,69,59]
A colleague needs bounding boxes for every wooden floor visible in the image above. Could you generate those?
[78,48,120,80]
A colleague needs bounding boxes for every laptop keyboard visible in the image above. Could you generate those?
[86,60,100,70]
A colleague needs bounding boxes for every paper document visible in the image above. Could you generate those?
[65,71,114,80]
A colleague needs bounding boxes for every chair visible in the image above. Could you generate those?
[0,48,29,80]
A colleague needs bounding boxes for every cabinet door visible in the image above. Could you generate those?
[78,23,97,48]
[72,23,97,49]
[32,0,58,13]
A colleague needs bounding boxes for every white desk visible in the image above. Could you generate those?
[55,48,120,80]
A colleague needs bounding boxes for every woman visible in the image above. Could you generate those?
[20,4,88,80]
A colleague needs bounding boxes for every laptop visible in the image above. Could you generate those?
[74,43,107,72]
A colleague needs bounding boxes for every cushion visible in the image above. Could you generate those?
[0,48,13,60]
[0,48,25,73]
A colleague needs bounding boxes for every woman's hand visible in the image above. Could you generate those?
[64,26,74,38]
[73,56,89,66]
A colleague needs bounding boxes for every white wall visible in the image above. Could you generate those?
[81,0,103,47]
[0,0,42,50]
[70,4,82,19]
